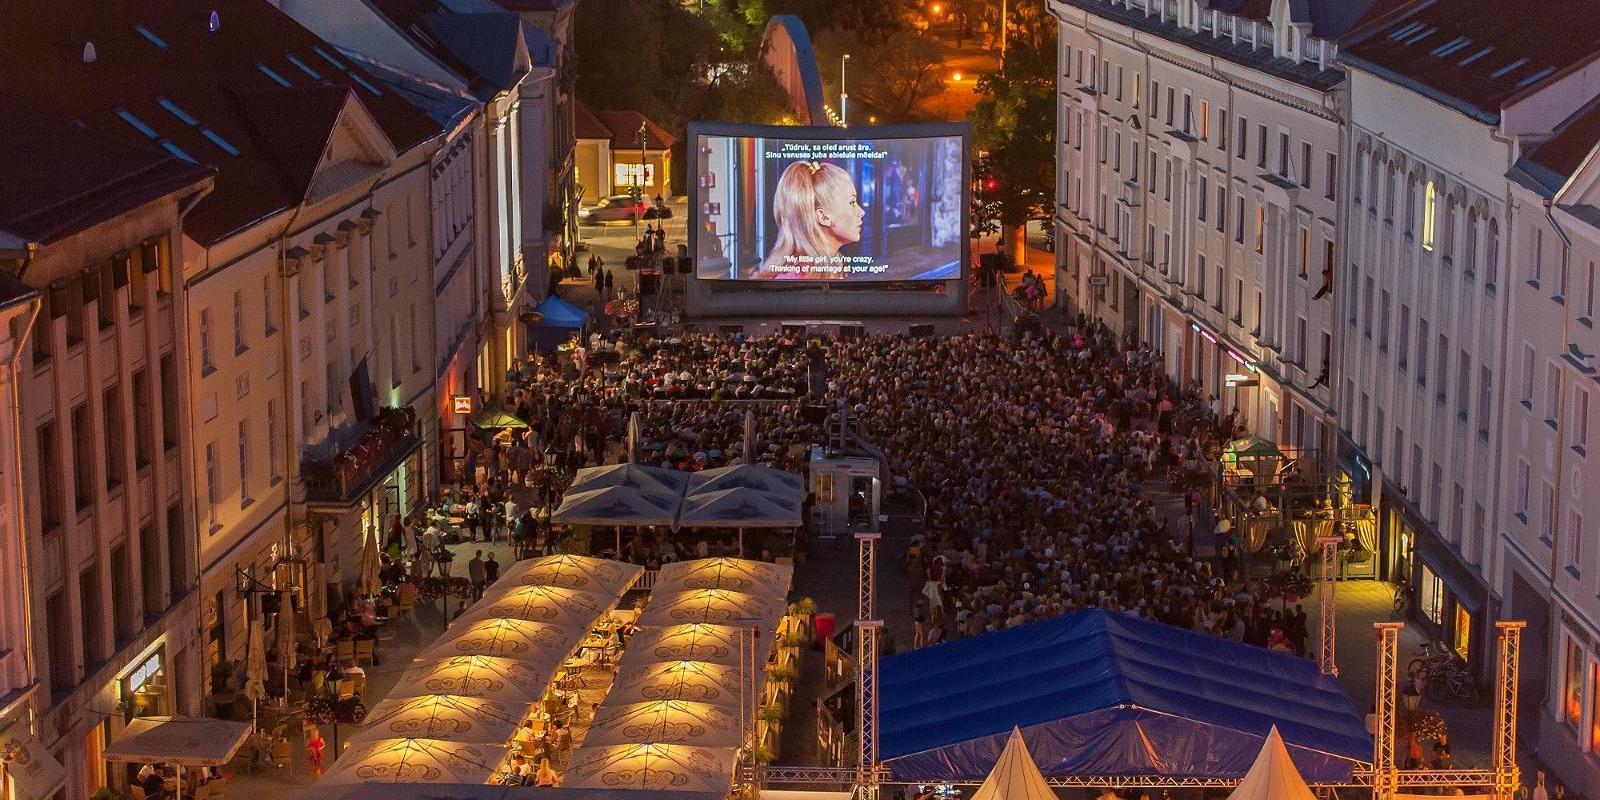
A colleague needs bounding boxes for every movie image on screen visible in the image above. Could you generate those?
[695,132,964,281]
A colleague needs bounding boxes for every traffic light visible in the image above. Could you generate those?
[983,177,998,193]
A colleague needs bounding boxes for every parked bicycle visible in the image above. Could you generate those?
[1408,642,1483,706]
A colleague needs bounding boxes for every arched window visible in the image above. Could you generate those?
[1486,218,1500,286]
[1465,210,1480,273]
[1354,150,1366,204]
[1384,164,1397,220]
[1405,174,1419,233]
[1442,196,1457,259]
[1422,180,1437,251]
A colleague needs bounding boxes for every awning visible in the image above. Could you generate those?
[969,728,1056,800]
[102,716,253,767]
[606,660,745,707]
[1415,533,1486,613]
[3,736,66,800]
[1226,727,1315,800]
[624,623,752,668]
[297,786,725,800]
[387,656,555,705]
[468,409,528,430]
[454,584,614,633]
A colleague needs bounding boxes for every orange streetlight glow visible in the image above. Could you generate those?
[951,71,963,82]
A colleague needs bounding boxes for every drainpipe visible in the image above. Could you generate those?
[1544,201,1573,628]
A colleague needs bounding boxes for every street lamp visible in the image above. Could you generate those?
[840,53,850,128]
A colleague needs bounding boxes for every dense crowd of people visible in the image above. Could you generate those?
[451,314,1324,656]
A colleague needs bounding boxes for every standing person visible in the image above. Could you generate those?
[484,552,501,584]
[503,496,520,547]
[465,496,481,542]
[422,523,442,575]
[603,269,614,298]
[468,551,487,601]
[306,725,326,776]
[592,265,603,294]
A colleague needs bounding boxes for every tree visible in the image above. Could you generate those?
[700,62,794,126]
[967,6,1055,264]
[813,25,944,122]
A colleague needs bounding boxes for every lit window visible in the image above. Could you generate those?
[1422,180,1437,251]
[1566,635,1584,731]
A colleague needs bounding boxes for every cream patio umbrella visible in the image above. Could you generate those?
[359,694,523,744]
[315,738,508,786]
[654,558,795,599]
[498,554,643,597]
[418,617,577,663]
[387,656,554,705]
[564,743,738,793]
[359,532,382,598]
[582,700,742,748]
[675,488,802,557]
[624,624,750,668]
[456,584,613,634]
[607,660,744,706]
[307,561,332,648]
[243,614,268,725]
[635,588,784,629]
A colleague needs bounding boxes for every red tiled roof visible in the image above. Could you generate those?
[572,99,612,141]
[1341,0,1600,122]
[1530,98,1600,181]
[0,0,442,245]
[592,110,677,151]
[0,94,213,245]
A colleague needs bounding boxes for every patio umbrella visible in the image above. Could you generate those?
[685,464,806,502]
[655,558,795,599]
[566,463,691,497]
[316,738,508,786]
[635,588,783,629]
[419,617,577,663]
[359,533,382,598]
[469,409,528,430]
[498,554,643,597]
[360,695,523,744]
[608,660,744,706]
[388,656,553,705]
[564,743,738,793]
[244,614,268,722]
[624,624,749,667]
[308,561,332,648]
[456,584,612,634]
[583,700,742,748]
[551,485,680,528]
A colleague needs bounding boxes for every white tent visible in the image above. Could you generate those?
[1224,727,1316,800]
[677,488,802,529]
[624,623,751,668]
[636,588,784,629]
[968,727,1057,800]
[607,660,745,706]
[359,694,524,744]
[568,463,691,496]
[552,485,681,527]
[686,464,806,501]
[583,700,742,748]
[654,559,794,600]
[102,716,254,768]
[456,584,614,632]
[418,617,578,662]
[387,656,554,705]
[564,743,738,794]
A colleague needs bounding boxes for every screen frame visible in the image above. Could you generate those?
[687,120,971,286]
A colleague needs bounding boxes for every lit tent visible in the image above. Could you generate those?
[969,728,1058,800]
[878,610,1371,783]
[1226,727,1317,800]
[315,738,507,786]
[654,558,795,598]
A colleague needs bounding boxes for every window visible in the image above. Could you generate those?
[267,399,281,484]
[1089,54,1098,89]
[1164,158,1173,200]
[1198,176,1208,221]
[1417,318,1430,383]
[237,419,251,506]
[1234,196,1245,244]
[1216,186,1226,232]
[1257,124,1267,167]
[1465,211,1480,273]
[1487,219,1500,286]
[1214,265,1223,311]
[1254,291,1263,332]
[1547,363,1562,422]
[97,260,118,329]
[1254,204,1264,253]
[1586,261,1597,320]
[71,403,93,510]
[1522,345,1536,405]
[1325,153,1338,200]
[1234,279,1244,323]
[37,421,60,528]
[1575,387,1590,453]
[263,275,276,336]
[1166,87,1175,126]
[1543,481,1557,543]
[1570,509,1584,570]
[1236,116,1248,159]
[1218,109,1228,151]
[1150,80,1160,119]
[103,385,123,491]
[1422,180,1437,251]
[1296,317,1308,366]
[1458,352,1472,417]
[160,354,178,449]
[232,291,245,353]
[1479,365,1493,437]
[204,442,218,525]
[1278,131,1289,177]
[1132,72,1141,107]
[1115,65,1124,99]
[410,304,421,374]
[1398,305,1411,368]
[1364,276,1375,336]
[1515,460,1530,519]
[1419,565,1444,625]
[1300,142,1311,188]
[1534,228,1545,285]
[1564,634,1584,731]
[133,369,152,467]
[1198,100,1209,140]
[1298,228,1310,278]
[198,308,214,374]
[1590,661,1600,751]
[1197,255,1207,299]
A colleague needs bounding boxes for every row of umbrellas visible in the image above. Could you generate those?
[314,555,643,787]
[552,463,806,530]
[564,558,795,795]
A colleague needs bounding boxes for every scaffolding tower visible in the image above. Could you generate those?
[855,531,882,800]
[1373,622,1403,800]
[1318,537,1340,676]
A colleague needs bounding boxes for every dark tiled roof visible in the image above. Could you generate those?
[1341,0,1600,124]
[0,0,442,245]
[0,272,40,312]
[0,94,213,245]
[592,110,678,150]
[492,0,573,11]
[367,0,530,100]
[1532,98,1600,181]
[1061,0,1345,91]
[573,99,612,141]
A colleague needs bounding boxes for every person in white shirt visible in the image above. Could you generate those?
[503,499,518,545]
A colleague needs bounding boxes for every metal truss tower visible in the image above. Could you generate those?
[1318,537,1340,676]
[855,531,882,800]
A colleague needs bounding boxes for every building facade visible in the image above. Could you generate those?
[0,98,215,798]
[1047,0,1389,456]
[1338,0,1600,682]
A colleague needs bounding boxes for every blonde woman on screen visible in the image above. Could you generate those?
[759,160,864,278]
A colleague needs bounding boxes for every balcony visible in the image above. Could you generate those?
[300,406,422,509]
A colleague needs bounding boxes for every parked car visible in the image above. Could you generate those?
[578,195,645,224]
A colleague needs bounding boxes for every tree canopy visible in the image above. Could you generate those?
[967,4,1056,227]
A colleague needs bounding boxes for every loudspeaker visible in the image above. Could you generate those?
[909,323,934,338]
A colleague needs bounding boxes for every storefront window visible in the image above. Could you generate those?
[1453,605,1471,659]
[1566,636,1584,732]
[121,646,167,720]
[1419,566,1444,625]
[1590,666,1600,751]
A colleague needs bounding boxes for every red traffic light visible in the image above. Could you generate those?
[983,178,998,192]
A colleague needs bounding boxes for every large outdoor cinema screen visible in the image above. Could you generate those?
[691,123,968,282]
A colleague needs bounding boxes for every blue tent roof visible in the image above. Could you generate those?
[879,610,1371,783]
[535,295,588,330]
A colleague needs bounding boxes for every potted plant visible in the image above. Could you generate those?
[788,597,818,643]
[766,662,798,685]
[759,706,785,724]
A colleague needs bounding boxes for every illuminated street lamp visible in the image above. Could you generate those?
[840,53,850,127]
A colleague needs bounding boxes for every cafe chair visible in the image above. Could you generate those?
[335,640,355,668]
[354,639,375,666]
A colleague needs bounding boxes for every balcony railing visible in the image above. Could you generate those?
[301,406,421,507]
